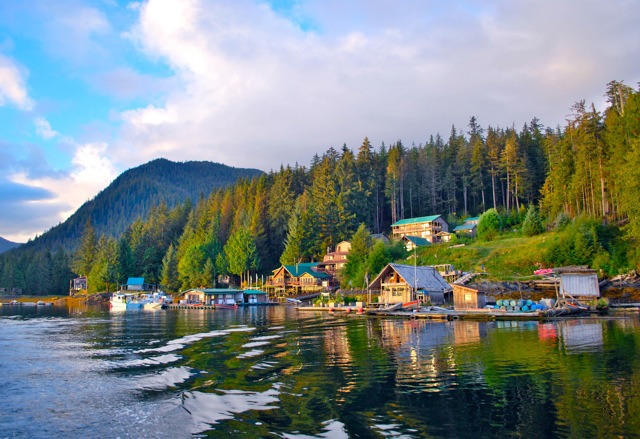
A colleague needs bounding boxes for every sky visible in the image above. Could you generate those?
[0,0,638,243]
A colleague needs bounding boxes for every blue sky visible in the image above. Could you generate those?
[0,0,638,242]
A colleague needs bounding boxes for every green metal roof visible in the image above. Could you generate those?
[453,224,476,231]
[404,236,431,246]
[183,288,244,294]
[244,289,267,295]
[391,215,443,227]
[464,217,480,223]
[283,263,330,278]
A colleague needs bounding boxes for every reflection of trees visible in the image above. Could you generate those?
[91,307,640,437]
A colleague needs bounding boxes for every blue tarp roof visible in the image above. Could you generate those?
[127,277,144,285]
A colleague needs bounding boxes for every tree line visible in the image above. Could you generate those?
[0,80,638,295]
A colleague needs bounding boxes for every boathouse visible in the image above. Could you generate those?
[180,288,244,305]
[243,289,268,304]
[369,263,452,305]
[452,284,486,309]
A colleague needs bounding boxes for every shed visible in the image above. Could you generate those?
[452,284,486,310]
[559,271,600,300]
[126,277,145,291]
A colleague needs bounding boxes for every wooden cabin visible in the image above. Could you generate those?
[265,263,332,300]
[369,263,452,305]
[452,284,486,309]
[317,241,351,276]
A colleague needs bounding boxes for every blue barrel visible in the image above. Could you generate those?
[516,299,525,307]
[526,299,533,306]
[514,306,521,312]
[521,305,529,312]
[500,305,507,310]
[510,300,516,307]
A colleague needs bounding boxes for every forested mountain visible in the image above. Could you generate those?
[1,80,638,296]
[20,158,264,252]
[0,237,20,254]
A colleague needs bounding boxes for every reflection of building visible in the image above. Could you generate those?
[391,215,449,243]
[452,284,486,309]
[369,263,451,304]
[453,321,486,345]
[317,241,351,276]
[560,321,603,352]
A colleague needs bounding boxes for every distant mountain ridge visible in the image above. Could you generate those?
[0,237,20,254]
[19,158,264,252]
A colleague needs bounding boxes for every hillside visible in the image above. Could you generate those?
[0,237,20,254]
[19,158,263,252]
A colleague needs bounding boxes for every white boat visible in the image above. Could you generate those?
[110,292,143,310]
[111,290,171,310]
[141,291,171,310]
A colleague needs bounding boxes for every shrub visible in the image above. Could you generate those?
[478,208,502,241]
[521,205,544,237]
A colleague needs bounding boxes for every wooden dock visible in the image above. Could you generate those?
[296,305,591,321]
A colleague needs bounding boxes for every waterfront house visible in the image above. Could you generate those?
[368,263,452,305]
[70,276,87,294]
[391,215,449,243]
[180,288,244,305]
[317,241,351,276]
[452,284,486,309]
[265,263,332,300]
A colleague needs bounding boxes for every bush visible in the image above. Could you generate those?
[478,208,502,241]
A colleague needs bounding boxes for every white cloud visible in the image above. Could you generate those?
[9,142,118,230]
[114,0,639,170]
[34,117,59,139]
[0,53,33,110]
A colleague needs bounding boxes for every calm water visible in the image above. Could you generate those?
[1,304,639,439]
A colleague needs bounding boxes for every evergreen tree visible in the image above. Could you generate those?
[160,244,180,292]
[72,221,96,276]
[521,205,544,236]
[224,227,259,285]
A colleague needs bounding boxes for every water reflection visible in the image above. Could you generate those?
[1,303,639,438]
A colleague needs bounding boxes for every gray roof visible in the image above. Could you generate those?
[372,263,452,292]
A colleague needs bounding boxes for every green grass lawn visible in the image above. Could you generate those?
[415,231,560,281]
